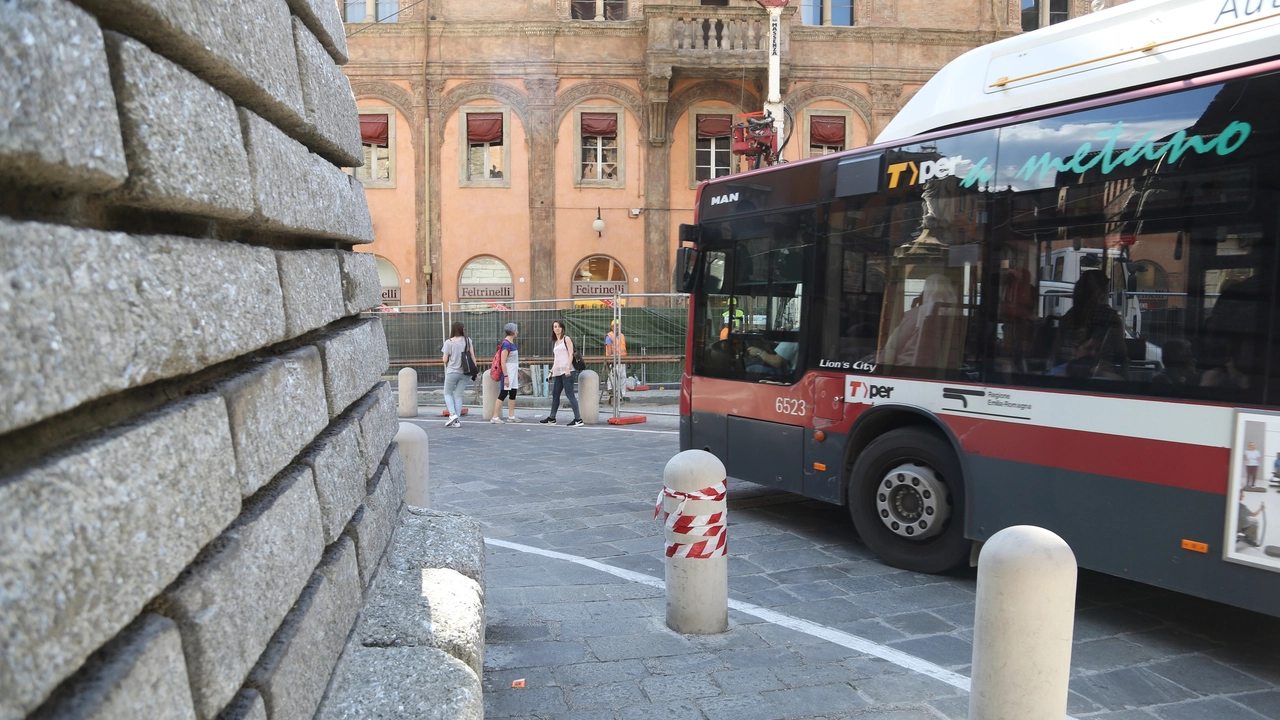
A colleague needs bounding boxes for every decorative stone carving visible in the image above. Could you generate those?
[867,82,902,112]
[424,77,447,107]
[524,77,561,107]
[647,102,668,145]
[438,82,531,142]
[349,80,418,128]
[783,83,874,136]
[553,80,647,139]
[664,81,759,139]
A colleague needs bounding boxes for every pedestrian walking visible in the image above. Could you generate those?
[605,318,628,402]
[540,319,584,426]
[491,322,522,423]
[440,321,476,428]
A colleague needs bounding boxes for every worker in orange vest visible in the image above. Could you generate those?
[605,319,628,401]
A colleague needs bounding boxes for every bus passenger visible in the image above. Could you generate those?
[881,274,957,367]
[1048,270,1128,379]
[1153,339,1199,386]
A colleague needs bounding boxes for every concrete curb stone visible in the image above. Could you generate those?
[26,614,197,720]
[285,0,348,64]
[101,31,253,219]
[0,220,285,435]
[217,346,329,497]
[0,395,239,720]
[154,466,325,719]
[73,0,307,136]
[0,0,127,193]
[290,17,362,168]
[276,249,345,340]
[246,537,362,720]
[214,689,267,720]
[317,646,482,720]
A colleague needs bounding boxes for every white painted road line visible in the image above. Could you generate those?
[484,538,1000,701]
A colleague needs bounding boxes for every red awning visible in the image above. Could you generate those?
[696,114,733,139]
[810,115,845,146]
[360,114,389,146]
[581,112,618,138]
[467,113,503,144]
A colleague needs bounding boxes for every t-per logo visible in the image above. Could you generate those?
[886,155,966,189]
[845,377,895,404]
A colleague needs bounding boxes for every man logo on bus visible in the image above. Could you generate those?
[886,155,966,189]
[846,378,895,404]
[710,192,739,206]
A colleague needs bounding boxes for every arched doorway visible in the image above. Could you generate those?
[375,256,401,305]
[571,255,629,299]
[458,256,514,305]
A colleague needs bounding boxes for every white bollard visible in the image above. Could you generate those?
[397,367,418,418]
[481,372,500,421]
[396,421,429,508]
[578,370,600,425]
[660,450,728,634]
[970,525,1077,720]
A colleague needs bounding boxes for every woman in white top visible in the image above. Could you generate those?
[440,321,474,427]
[540,319,584,426]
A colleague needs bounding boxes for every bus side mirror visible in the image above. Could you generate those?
[676,246,699,294]
[679,223,699,244]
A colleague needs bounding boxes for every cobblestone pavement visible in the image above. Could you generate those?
[409,406,1280,720]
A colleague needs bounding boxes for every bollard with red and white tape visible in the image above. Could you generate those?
[658,450,729,634]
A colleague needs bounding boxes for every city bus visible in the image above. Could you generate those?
[676,0,1280,616]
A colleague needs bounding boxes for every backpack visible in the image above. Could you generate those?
[489,342,504,381]
[460,338,479,379]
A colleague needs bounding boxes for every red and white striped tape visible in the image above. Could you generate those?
[654,479,727,559]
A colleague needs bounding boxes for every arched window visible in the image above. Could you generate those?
[375,256,401,305]
[572,256,629,297]
[458,256,514,303]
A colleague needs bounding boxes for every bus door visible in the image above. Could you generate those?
[691,209,814,493]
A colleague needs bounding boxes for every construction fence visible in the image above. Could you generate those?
[370,294,689,388]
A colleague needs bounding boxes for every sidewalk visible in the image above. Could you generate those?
[413,415,1280,720]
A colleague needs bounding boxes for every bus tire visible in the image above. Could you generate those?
[848,426,970,574]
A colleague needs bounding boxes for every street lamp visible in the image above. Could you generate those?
[593,207,605,237]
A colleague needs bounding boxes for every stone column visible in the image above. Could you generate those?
[595,0,605,20]
[823,0,833,24]
[642,69,672,295]
[425,75,446,305]
[525,77,560,300]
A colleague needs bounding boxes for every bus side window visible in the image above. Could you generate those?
[990,70,1280,405]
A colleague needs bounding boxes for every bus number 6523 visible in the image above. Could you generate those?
[775,398,806,416]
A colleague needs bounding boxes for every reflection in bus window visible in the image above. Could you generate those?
[692,212,811,384]
[816,131,997,381]
[991,71,1280,404]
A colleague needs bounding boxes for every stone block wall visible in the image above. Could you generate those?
[0,1,406,718]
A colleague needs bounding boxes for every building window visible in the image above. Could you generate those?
[354,109,395,187]
[799,0,854,25]
[375,256,402,306]
[572,256,630,299]
[571,0,626,19]
[575,106,625,188]
[1022,0,1069,31]
[808,115,846,157]
[344,0,398,22]
[695,113,734,183]
[460,107,511,188]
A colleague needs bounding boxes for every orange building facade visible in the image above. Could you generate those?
[340,0,1112,306]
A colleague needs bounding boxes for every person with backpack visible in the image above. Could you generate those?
[441,321,478,428]
[490,323,522,423]
[539,319,584,426]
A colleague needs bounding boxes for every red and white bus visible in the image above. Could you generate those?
[677,0,1280,616]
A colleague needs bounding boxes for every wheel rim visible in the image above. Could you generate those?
[875,462,950,540]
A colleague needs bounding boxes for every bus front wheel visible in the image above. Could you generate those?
[848,427,970,574]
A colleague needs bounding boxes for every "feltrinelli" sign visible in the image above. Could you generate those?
[459,283,514,300]
[572,281,628,297]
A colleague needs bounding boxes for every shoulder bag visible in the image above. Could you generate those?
[460,338,479,379]
[569,336,586,372]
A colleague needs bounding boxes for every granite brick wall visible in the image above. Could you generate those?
[0,1,409,718]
